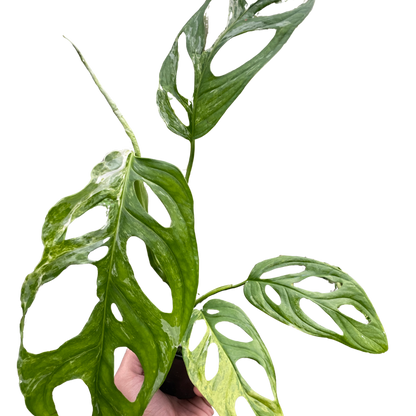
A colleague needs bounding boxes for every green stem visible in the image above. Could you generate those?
[194,279,247,307]
[185,139,195,182]
[60,33,143,157]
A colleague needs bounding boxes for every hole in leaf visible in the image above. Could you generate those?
[114,348,125,374]
[150,194,171,227]
[267,287,281,304]
[302,279,328,290]
[27,267,94,351]
[302,278,330,291]
[91,248,105,259]
[207,347,217,377]
[210,2,294,73]
[178,49,191,99]
[128,240,170,310]
[135,181,171,226]
[111,303,123,322]
[237,399,252,416]
[260,265,305,280]
[262,1,296,13]
[220,324,251,340]
[202,3,226,51]
[236,358,274,400]
[213,33,270,73]
[206,309,219,314]
[192,323,204,346]
[173,95,189,124]
[174,47,192,124]
[143,246,170,290]
[296,277,342,292]
[338,306,370,323]
[53,379,92,416]
[302,299,335,328]
[65,206,107,239]
[114,349,144,402]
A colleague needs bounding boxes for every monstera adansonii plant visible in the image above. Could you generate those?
[18,1,388,415]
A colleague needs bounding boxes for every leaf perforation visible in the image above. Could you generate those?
[299,298,340,331]
[238,357,273,398]
[337,304,371,324]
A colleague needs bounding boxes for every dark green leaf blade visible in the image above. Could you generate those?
[18,151,199,415]
[244,256,388,353]
[158,0,315,140]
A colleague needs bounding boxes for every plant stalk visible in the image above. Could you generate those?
[185,140,198,185]
[60,33,143,157]
[194,280,247,307]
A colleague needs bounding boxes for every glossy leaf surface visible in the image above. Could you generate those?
[158,0,315,139]
[244,256,388,353]
[182,299,283,416]
[18,150,198,415]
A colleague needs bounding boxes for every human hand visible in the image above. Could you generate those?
[114,349,214,416]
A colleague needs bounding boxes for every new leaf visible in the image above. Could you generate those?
[158,0,315,139]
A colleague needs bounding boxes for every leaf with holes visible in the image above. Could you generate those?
[182,299,283,416]
[18,150,198,416]
[244,256,388,353]
[157,0,315,140]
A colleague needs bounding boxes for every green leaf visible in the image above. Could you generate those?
[244,256,388,353]
[157,0,315,140]
[182,299,283,416]
[18,150,199,415]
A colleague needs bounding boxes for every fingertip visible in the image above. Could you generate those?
[193,386,203,397]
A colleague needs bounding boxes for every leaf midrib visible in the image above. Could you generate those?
[94,153,134,406]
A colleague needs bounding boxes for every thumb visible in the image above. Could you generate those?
[193,386,212,407]
[193,387,203,397]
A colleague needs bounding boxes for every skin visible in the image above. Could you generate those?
[114,349,214,416]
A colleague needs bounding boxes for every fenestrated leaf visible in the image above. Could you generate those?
[18,150,199,415]
[157,0,315,140]
[182,299,283,416]
[244,256,388,353]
